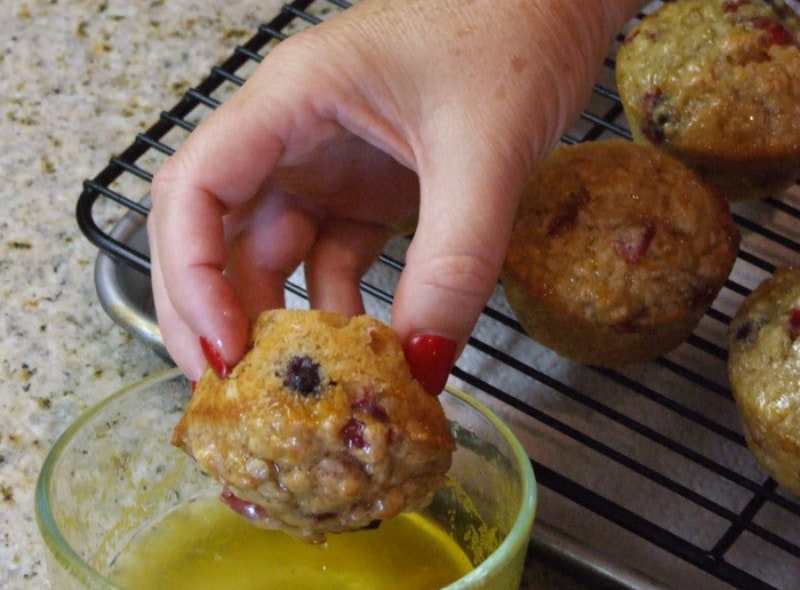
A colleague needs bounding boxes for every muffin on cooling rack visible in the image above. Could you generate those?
[616,0,800,200]
[172,309,455,543]
[727,267,800,495]
[501,139,739,369]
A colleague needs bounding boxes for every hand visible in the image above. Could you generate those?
[148,0,644,390]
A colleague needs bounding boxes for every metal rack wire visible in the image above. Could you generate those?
[76,1,800,588]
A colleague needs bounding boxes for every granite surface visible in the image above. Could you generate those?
[0,1,281,587]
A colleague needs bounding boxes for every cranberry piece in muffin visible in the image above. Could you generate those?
[639,89,672,145]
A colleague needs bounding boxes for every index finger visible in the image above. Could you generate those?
[149,66,304,368]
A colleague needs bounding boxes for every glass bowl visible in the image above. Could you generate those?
[36,368,536,589]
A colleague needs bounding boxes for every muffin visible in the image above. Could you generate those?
[173,309,455,543]
[616,0,800,200]
[727,267,800,495]
[501,139,739,368]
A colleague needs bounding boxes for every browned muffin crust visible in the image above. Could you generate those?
[727,267,800,495]
[502,140,739,368]
[616,0,800,200]
[173,309,454,543]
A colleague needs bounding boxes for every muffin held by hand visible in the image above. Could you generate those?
[616,0,800,200]
[501,140,739,368]
[728,267,800,495]
[173,309,455,543]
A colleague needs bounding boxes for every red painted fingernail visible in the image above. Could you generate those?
[199,336,229,380]
[403,335,457,395]
[189,380,197,393]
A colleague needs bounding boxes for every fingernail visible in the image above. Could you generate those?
[199,336,229,380]
[189,380,197,393]
[403,335,457,395]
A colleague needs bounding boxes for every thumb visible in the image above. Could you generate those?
[392,150,526,394]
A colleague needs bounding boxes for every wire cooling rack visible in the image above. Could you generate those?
[76,1,800,588]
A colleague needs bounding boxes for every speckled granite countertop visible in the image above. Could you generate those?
[0,1,280,587]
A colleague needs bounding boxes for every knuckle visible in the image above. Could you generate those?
[416,251,499,303]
